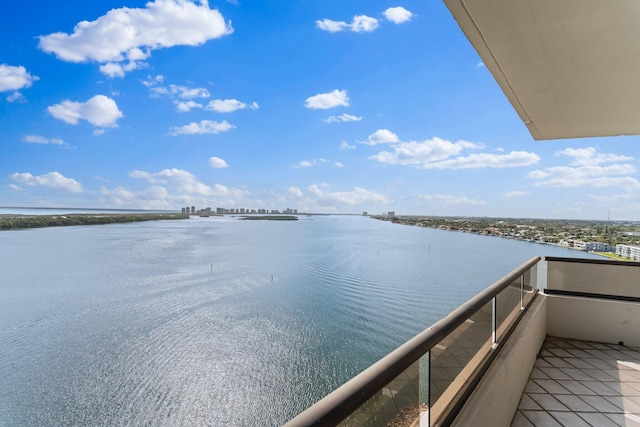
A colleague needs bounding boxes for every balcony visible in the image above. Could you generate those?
[285,256,640,426]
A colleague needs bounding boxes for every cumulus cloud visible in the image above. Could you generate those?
[305,89,349,109]
[323,113,362,123]
[47,95,123,127]
[529,165,640,189]
[0,64,39,92]
[420,194,485,206]
[367,135,539,169]
[316,15,379,33]
[307,184,388,205]
[556,147,634,166]
[130,168,232,196]
[529,147,639,189]
[24,135,65,145]
[209,156,228,168]
[288,186,304,198]
[175,100,203,112]
[100,185,174,209]
[369,137,479,164]
[9,171,83,193]
[291,158,329,169]
[339,141,356,150]
[38,0,233,77]
[169,120,234,135]
[206,99,259,113]
[383,7,414,24]
[360,129,399,145]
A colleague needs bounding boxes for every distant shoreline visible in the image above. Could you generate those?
[0,213,189,231]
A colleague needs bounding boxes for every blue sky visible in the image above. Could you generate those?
[2,0,640,219]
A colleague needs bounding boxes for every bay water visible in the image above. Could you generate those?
[0,215,601,426]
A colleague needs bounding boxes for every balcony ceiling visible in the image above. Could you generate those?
[443,0,640,140]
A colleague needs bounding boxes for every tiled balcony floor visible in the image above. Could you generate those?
[511,336,640,427]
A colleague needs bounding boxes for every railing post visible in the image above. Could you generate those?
[428,350,431,427]
[491,296,497,349]
[520,274,525,310]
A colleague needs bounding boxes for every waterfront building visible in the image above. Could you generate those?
[287,2,640,426]
[616,244,640,262]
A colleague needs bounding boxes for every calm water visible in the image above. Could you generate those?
[0,215,601,426]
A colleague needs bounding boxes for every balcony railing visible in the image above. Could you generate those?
[285,256,541,427]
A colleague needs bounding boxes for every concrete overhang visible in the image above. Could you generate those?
[443,0,640,140]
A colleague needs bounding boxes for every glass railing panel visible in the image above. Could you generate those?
[495,278,521,342]
[338,359,421,427]
[428,300,493,425]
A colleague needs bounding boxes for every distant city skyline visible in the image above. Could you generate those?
[2,1,640,220]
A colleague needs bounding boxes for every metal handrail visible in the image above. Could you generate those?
[284,256,541,427]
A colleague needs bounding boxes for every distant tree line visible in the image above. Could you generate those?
[0,213,189,231]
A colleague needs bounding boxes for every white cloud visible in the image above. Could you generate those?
[38,0,233,77]
[150,84,211,99]
[335,162,345,168]
[0,64,39,92]
[288,186,304,197]
[24,135,65,145]
[529,165,640,189]
[93,129,106,136]
[316,15,379,33]
[530,147,639,189]
[142,74,165,87]
[360,129,399,145]
[307,184,388,205]
[476,62,485,68]
[129,168,231,197]
[420,194,485,206]
[142,77,215,111]
[383,7,414,24]
[8,184,22,191]
[100,185,173,209]
[305,89,349,109]
[99,61,146,78]
[323,113,362,123]
[339,141,356,150]
[368,136,537,169]
[351,15,380,32]
[175,100,203,112]
[9,171,83,193]
[369,137,481,164]
[504,191,528,198]
[555,147,634,166]
[315,19,349,33]
[291,158,329,169]
[47,95,124,127]
[209,156,228,168]
[206,99,259,113]
[169,120,234,135]
[420,151,540,170]
[6,92,26,103]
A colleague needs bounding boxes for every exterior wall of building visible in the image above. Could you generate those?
[616,244,640,261]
